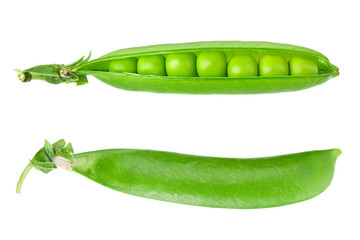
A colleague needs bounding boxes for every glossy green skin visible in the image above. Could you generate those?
[166,53,197,77]
[196,51,227,77]
[109,58,137,73]
[82,71,337,94]
[290,57,319,75]
[259,55,289,76]
[228,55,258,77]
[137,55,166,76]
[77,41,339,94]
[71,148,341,209]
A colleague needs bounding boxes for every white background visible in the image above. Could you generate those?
[1,0,359,239]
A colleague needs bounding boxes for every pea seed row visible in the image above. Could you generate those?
[109,51,319,77]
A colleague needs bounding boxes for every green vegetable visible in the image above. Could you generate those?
[16,41,339,94]
[259,55,289,76]
[196,51,227,77]
[16,139,341,209]
[137,55,166,76]
[228,55,258,77]
[109,57,137,73]
[166,52,197,77]
[290,57,319,75]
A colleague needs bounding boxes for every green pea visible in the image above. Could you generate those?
[17,139,341,209]
[109,58,137,73]
[196,51,227,77]
[227,55,258,77]
[165,53,197,77]
[259,55,289,76]
[137,55,166,76]
[290,57,318,75]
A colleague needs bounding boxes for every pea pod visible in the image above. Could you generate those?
[16,139,341,209]
[16,41,339,94]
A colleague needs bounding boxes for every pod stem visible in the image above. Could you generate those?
[15,52,91,85]
[16,139,74,193]
[16,162,34,194]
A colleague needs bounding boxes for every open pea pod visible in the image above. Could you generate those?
[17,139,341,209]
[16,41,339,94]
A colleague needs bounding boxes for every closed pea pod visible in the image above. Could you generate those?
[16,41,339,94]
[16,139,341,209]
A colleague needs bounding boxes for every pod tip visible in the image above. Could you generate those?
[333,148,342,157]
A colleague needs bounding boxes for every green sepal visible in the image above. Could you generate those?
[31,139,73,174]
[58,142,74,157]
[52,139,66,154]
[44,139,54,160]
[24,64,60,76]
[66,56,85,67]
[82,51,92,64]
[65,51,91,68]
[76,74,88,86]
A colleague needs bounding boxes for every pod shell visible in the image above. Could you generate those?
[78,41,339,94]
[71,148,341,209]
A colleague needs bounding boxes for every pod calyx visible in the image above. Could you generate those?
[15,52,91,86]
